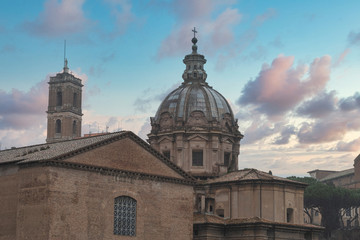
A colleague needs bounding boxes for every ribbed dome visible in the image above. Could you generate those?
[154,82,234,123]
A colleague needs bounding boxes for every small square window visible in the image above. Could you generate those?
[192,150,203,166]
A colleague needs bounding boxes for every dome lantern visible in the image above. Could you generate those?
[182,27,207,83]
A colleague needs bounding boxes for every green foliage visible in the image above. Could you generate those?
[287,176,318,186]
[287,176,360,238]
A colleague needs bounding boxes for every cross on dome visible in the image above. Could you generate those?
[192,27,197,38]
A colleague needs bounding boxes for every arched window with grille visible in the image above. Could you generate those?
[55,119,61,134]
[114,196,137,236]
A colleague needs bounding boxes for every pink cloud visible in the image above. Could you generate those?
[22,0,90,37]
[336,138,360,152]
[238,55,331,117]
[297,110,360,144]
[296,91,337,118]
[333,48,350,68]
[0,78,48,130]
[156,0,241,59]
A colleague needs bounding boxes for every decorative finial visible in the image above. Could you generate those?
[63,40,69,73]
[191,27,198,53]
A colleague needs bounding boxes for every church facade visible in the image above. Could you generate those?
[0,33,323,239]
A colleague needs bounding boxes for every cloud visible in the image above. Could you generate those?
[0,126,47,149]
[335,138,360,152]
[297,112,360,144]
[253,8,276,26]
[0,79,48,130]
[156,0,241,59]
[106,116,118,128]
[0,79,49,148]
[22,0,91,37]
[237,55,331,118]
[214,8,276,70]
[333,48,350,68]
[138,118,151,140]
[133,82,181,113]
[273,125,296,145]
[89,52,116,77]
[241,118,280,144]
[348,30,360,46]
[339,92,360,111]
[81,110,148,135]
[105,0,136,38]
[296,91,337,118]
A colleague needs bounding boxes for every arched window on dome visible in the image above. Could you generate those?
[114,196,137,236]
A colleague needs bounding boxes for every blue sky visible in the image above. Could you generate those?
[1,0,360,176]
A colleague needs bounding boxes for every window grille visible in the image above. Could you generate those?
[114,196,136,236]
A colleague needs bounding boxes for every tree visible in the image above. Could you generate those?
[287,176,360,238]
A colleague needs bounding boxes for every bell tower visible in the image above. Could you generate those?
[46,58,83,143]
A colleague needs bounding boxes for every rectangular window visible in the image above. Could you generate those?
[192,150,203,166]
[224,152,231,166]
[162,151,170,159]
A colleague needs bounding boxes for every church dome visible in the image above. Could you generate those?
[148,29,242,178]
[154,82,234,123]
[151,32,238,131]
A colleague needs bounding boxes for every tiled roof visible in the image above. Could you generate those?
[320,168,354,182]
[0,131,195,182]
[0,132,125,165]
[201,169,306,186]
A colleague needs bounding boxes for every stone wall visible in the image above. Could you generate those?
[0,164,193,240]
[46,166,194,240]
[0,165,20,240]
[196,182,304,224]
